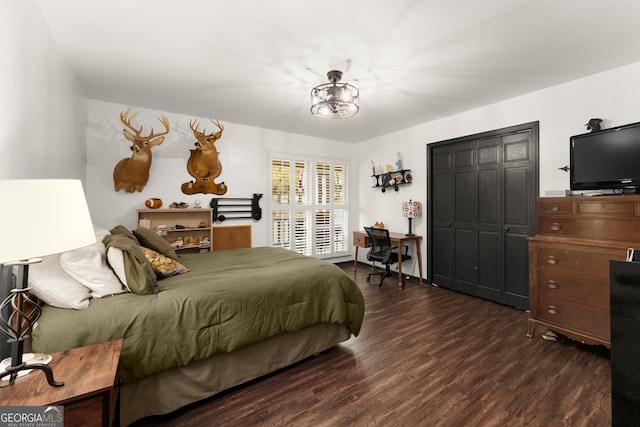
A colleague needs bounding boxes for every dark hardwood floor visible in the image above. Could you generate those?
[132,263,611,427]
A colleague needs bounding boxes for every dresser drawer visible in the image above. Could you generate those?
[538,295,610,341]
[538,200,572,215]
[575,199,636,216]
[535,245,624,278]
[538,216,640,241]
[537,269,609,308]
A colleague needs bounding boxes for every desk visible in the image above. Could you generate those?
[353,230,423,289]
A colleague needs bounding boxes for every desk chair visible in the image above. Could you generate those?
[364,227,411,286]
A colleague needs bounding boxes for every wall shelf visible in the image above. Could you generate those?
[371,169,412,192]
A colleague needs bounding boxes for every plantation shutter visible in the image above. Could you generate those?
[270,153,350,259]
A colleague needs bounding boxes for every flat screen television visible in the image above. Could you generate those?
[570,121,640,193]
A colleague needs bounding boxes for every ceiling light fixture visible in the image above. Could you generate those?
[310,70,359,119]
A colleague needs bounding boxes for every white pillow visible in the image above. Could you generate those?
[28,254,92,309]
[59,225,125,298]
[106,246,131,292]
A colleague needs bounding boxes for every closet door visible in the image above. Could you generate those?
[431,144,454,288]
[452,141,477,295]
[502,131,536,308]
[427,123,538,310]
[476,136,502,302]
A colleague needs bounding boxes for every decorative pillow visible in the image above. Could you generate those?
[59,226,125,298]
[27,254,92,309]
[105,246,130,291]
[141,247,188,279]
[133,227,179,261]
[103,234,157,295]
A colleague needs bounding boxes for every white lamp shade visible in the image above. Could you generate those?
[402,200,421,218]
[0,180,96,263]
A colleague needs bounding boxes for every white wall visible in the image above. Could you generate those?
[355,61,640,277]
[86,99,356,247]
[0,1,86,181]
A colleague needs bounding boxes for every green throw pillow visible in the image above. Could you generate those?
[133,227,179,261]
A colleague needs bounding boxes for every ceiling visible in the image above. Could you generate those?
[36,0,640,143]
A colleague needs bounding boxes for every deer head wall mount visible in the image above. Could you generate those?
[181,118,227,195]
[113,108,170,193]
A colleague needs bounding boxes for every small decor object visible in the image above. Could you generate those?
[586,118,602,133]
[138,218,151,229]
[113,108,170,193]
[374,221,385,229]
[402,199,421,236]
[310,70,359,119]
[396,152,402,171]
[170,202,189,209]
[194,199,202,209]
[145,198,163,209]
[181,119,228,196]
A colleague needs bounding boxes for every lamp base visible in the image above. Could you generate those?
[0,353,63,386]
[0,352,53,380]
[405,217,415,236]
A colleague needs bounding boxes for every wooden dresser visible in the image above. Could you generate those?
[528,195,640,348]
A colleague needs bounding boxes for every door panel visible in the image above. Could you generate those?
[454,227,476,294]
[478,229,500,301]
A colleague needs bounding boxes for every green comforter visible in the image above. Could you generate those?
[31,247,365,384]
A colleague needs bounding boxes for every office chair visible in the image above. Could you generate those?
[364,227,411,286]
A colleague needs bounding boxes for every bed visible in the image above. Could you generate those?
[28,226,365,425]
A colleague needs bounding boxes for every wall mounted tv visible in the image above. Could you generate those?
[570,121,640,194]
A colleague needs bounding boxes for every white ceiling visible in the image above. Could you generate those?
[36,0,640,143]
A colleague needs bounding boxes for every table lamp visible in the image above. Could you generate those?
[0,179,96,386]
[402,200,421,236]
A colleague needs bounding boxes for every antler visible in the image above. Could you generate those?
[120,108,170,141]
[190,118,224,140]
[120,108,141,136]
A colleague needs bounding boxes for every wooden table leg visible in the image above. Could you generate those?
[415,241,423,284]
[397,250,403,289]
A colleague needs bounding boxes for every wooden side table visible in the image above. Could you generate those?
[0,339,123,427]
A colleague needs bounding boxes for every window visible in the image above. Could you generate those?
[270,153,350,259]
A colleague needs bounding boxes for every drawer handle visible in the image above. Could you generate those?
[549,222,562,231]
[547,305,559,315]
[545,256,559,265]
[551,204,561,212]
[546,280,559,289]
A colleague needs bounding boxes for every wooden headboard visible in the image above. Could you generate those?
[211,225,252,251]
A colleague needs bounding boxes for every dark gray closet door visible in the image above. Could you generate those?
[428,123,538,310]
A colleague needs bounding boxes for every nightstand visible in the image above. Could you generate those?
[0,339,123,427]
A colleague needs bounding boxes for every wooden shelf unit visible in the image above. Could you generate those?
[137,208,213,253]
